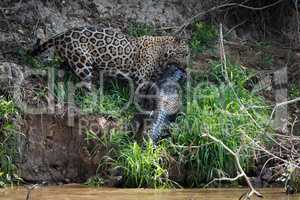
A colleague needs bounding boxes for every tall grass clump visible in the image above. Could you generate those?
[0,99,22,187]
[164,61,271,186]
[96,131,173,188]
[115,140,172,188]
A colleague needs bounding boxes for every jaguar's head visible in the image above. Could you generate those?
[161,37,190,70]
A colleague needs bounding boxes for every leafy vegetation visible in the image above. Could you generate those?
[189,21,218,54]
[0,99,22,187]
[127,22,155,37]
[114,140,173,188]
[84,175,105,187]
[164,61,270,186]
[289,83,300,98]
[98,60,271,188]
[74,80,136,120]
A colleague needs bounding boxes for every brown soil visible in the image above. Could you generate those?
[18,113,116,184]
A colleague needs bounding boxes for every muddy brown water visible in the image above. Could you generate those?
[0,185,299,200]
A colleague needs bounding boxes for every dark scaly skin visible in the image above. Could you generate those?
[32,27,189,89]
[151,64,186,144]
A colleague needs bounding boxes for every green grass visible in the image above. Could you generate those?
[100,60,271,188]
[85,128,174,188]
[17,49,136,122]
[127,22,155,37]
[161,61,270,186]
[74,81,136,120]
[189,21,218,54]
[102,61,270,188]
[114,140,173,188]
[0,99,22,187]
[289,83,300,98]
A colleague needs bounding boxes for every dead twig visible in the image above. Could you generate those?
[202,132,263,200]
[25,184,39,200]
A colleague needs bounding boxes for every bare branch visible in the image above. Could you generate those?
[176,0,284,34]
[202,132,263,199]
[204,173,244,188]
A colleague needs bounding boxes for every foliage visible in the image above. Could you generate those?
[18,48,136,122]
[114,140,173,188]
[84,175,105,187]
[85,129,173,188]
[189,21,217,54]
[289,83,300,98]
[0,99,22,187]
[95,21,270,187]
[127,22,155,37]
[163,61,270,186]
[74,80,136,120]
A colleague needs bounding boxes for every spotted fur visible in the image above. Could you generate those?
[32,27,189,89]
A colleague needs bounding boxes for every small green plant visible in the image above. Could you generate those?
[127,23,155,37]
[262,54,273,66]
[0,100,16,119]
[289,83,300,98]
[84,175,105,187]
[0,99,22,187]
[189,21,217,54]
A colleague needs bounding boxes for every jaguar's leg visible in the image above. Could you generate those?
[69,59,93,91]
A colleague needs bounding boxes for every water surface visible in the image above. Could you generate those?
[0,185,299,200]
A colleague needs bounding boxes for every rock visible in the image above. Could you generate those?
[0,62,25,93]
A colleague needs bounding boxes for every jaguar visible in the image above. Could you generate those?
[32,26,189,89]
